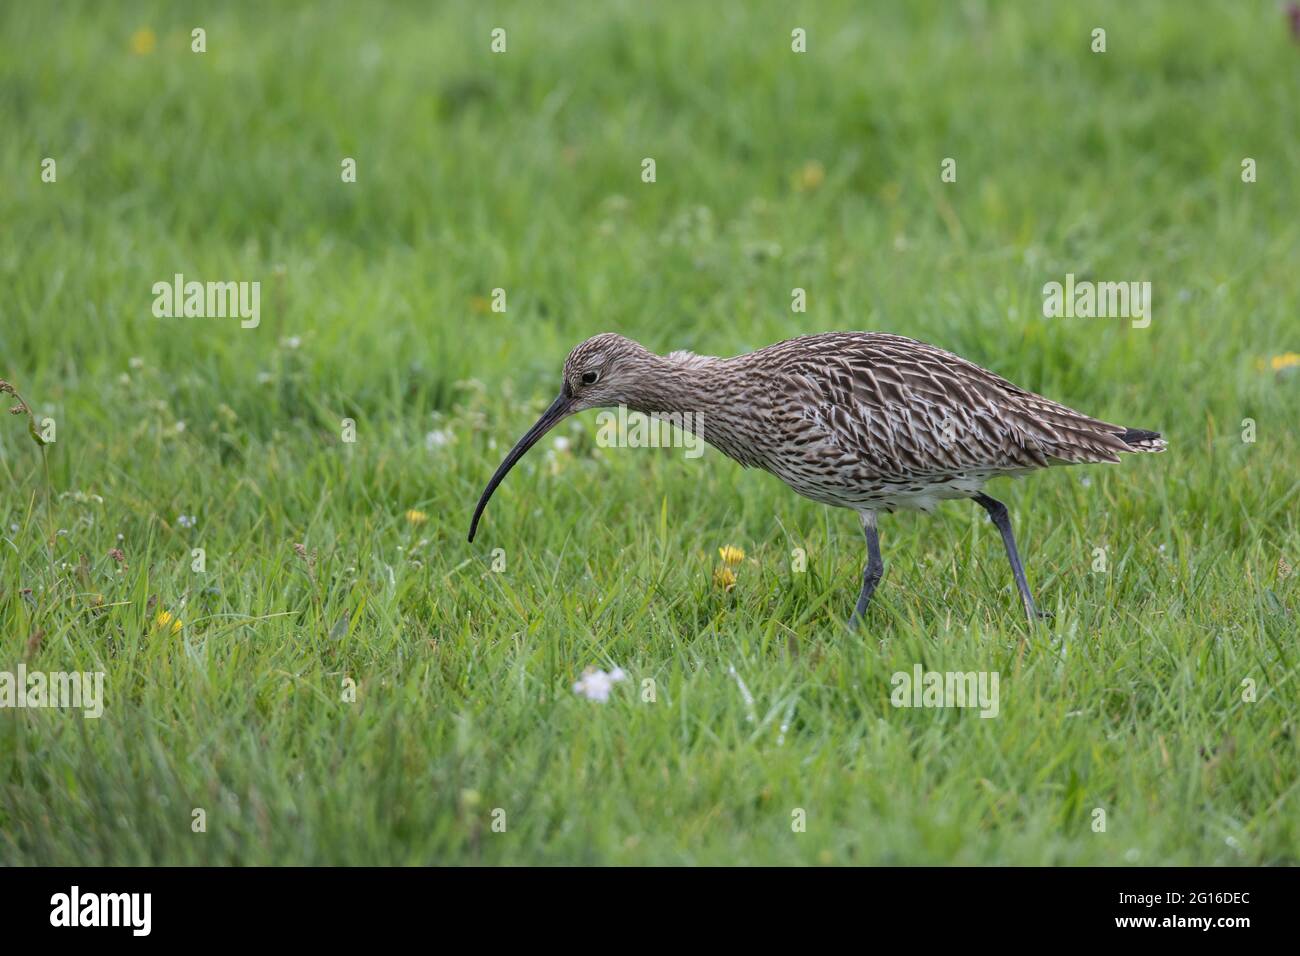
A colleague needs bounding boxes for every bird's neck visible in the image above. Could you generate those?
[613,350,772,467]
[625,352,729,417]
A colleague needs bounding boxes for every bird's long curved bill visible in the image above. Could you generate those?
[467,392,572,542]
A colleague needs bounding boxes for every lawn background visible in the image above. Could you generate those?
[1,0,1296,864]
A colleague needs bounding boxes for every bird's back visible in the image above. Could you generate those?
[709,332,1163,510]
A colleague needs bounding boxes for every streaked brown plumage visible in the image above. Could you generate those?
[469,331,1166,623]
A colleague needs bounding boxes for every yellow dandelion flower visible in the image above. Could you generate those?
[718,545,745,566]
[713,566,737,591]
[1269,352,1300,372]
[130,28,156,56]
[154,610,182,634]
[405,509,428,525]
[792,160,825,193]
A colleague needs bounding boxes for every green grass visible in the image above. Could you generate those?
[1,0,1297,865]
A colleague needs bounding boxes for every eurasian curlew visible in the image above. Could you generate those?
[468,332,1166,624]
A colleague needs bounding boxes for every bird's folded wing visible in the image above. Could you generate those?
[783,337,1129,477]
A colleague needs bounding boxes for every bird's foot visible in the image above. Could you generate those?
[1024,604,1053,624]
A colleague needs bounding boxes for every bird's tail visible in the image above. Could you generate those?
[1020,396,1169,463]
[1118,428,1167,453]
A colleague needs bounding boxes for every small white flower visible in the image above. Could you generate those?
[256,371,274,385]
[177,514,197,529]
[425,428,452,450]
[1080,476,1092,487]
[281,335,301,349]
[552,436,571,453]
[129,356,145,370]
[175,421,186,433]
[572,667,628,703]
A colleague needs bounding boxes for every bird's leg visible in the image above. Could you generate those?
[851,511,884,625]
[972,493,1043,622]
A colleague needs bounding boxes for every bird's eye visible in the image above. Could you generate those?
[580,370,600,386]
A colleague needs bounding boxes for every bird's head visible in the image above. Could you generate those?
[559,332,654,412]
[467,333,653,542]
